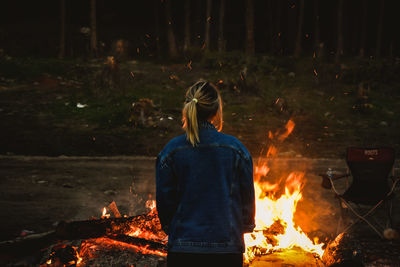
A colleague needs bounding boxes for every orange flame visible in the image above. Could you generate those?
[244,119,324,263]
[254,164,270,177]
[145,200,156,210]
[101,207,110,219]
[277,119,295,141]
[266,145,278,157]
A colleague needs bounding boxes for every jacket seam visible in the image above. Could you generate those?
[159,144,250,166]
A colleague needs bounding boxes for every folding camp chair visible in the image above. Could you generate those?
[320,147,399,238]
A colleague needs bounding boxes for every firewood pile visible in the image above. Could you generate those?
[0,206,167,266]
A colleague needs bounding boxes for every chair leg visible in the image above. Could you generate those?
[337,199,359,235]
[336,198,347,235]
[385,199,393,228]
[341,199,384,238]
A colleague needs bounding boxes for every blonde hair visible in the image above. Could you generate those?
[182,80,223,146]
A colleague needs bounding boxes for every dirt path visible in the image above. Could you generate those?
[1,155,399,243]
[0,156,157,241]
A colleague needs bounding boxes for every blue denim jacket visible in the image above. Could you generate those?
[156,122,255,253]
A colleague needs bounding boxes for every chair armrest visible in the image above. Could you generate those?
[318,173,350,189]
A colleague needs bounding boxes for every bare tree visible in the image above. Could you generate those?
[154,0,161,58]
[218,0,226,52]
[274,1,282,54]
[164,0,178,58]
[376,0,385,59]
[313,0,320,55]
[287,0,297,54]
[359,0,367,57]
[183,0,191,52]
[90,0,98,58]
[58,0,65,59]
[204,0,212,51]
[294,0,305,57]
[194,0,203,47]
[336,0,344,62]
[245,0,255,55]
[266,0,273,53]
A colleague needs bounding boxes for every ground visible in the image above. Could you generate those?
[0,156,156,241]
[1,57,399,158]
[1,156,399,266]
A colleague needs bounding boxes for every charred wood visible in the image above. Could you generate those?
[263,220,285,247]
[55,213,154,240]
[108,235,167,252]
[0,213,158,263]
[323,231,400,266]
[0,231,57,263]
[322,233,364,267]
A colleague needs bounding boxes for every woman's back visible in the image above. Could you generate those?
[156,121,254,253]
[155,80,255,266]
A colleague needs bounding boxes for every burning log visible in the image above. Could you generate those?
[322,233,364,266]
[55,213,155,240]
[108,201,122,218]
[0,231,57,262]
[0,212,163,263]
[262,220,285,247]
[108,235,166,252]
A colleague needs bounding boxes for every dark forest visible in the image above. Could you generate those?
[1,0,399,59]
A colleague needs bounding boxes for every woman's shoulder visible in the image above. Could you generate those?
[157,134,187,159]
[216,132,252,160]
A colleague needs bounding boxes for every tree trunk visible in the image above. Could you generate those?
[164,0,178,58]
[218,0,226,52]
[194,0,202,47]
[275,1,282,54]
[267,0,273,53]
[294,0,305,57]
[376,0,385,59]
[359,0,367,57]
[154,0,161,58]
[287,0,297,55]
[90,0,97,58]
[204,0,212,51]
[336,0,344,62]
[183,0,191,52]
[313,0,320,55]
[245,0,255,55]
[58,0,65,59]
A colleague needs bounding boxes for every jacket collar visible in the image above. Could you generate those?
[199,121,216,130]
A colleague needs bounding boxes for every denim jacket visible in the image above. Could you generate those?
[156,122,255,253]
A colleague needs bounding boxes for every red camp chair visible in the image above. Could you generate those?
[320,147,399,238]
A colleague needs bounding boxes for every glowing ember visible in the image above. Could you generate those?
[43,244,82,267]
[186,60,192,70]
[46,203,168,266]
[127,203,167,242]
[244,119,324,263]
[79,237,167,259]
[145,199,156,210]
